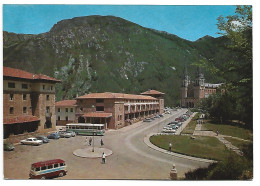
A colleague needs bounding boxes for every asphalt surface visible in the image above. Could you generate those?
[4,109,210,180]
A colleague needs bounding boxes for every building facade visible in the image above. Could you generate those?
[74,91,164,129]
[55,100,76,126]
[3,67,60,140]
[180,67,222,108]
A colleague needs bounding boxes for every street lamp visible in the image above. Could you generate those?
[91,105,95,152]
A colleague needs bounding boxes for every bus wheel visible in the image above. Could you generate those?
[59,172,64,177]
[41,176,46,179]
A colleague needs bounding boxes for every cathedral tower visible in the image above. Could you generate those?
[194,67,205,100]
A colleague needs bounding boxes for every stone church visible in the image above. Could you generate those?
[180,67,223,108]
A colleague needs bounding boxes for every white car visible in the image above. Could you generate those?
[162,129,177,133]
[20,138,43,146]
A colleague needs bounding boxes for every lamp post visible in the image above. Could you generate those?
[91,105,95,152]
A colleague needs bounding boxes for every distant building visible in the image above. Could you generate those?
[3,67,60,140]
[180,67,223,108]
[55,100,76,126]
[75,91,164,129]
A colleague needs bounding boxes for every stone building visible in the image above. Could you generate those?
[180,67,222,108]
[75,91,164,129]
[55,100,76,126]
[3,67,60,140]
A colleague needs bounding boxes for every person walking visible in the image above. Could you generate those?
[85,137,88,145]
[169,142,172,152]
[102,152,106,164]
[89,137,92,146]
[101,139,104,146]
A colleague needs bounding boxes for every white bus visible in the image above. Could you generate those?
[66,123,105,136]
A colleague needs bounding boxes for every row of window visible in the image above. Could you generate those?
[9,106,51,115]
[57,108,74,113]
[33,162,65,172]
[8,82,54,91]
[9,106,28,114]
[9,94,51,101]
[57,116,69,121]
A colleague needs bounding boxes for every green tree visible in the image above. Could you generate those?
[197,6,252,129]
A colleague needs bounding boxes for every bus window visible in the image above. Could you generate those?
[41,166,46,170]
[35,167,40,172]
[47,165,53,169]
[60,163,65,166]
[54,164,59,168]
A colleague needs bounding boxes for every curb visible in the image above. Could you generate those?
[144,133,217,163]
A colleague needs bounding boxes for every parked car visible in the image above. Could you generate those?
[4,142,15,151]
[162,129,176,133]
[159,114,164,117]
[21,138,43,146]
[165,111,171,114]
[150,117,156,120]
[47,133,60,139]
[66,131,76,137]
[154,115,160,118]
[143,118,152,122]
[58,131,72,138]
[36,135,50,143]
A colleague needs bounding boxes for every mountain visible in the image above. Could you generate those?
[3,15,228,106]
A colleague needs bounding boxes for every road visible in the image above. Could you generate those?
[4,109,210,180]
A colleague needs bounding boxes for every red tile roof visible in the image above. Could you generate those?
[83,112,112,118]
[3,115,40,125]
[77,92,157,100]
[56,100,77,107]
[141,89,165,95]
[3,66,60,82]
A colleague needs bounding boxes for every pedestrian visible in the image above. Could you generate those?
[216,130,219,136]
[101,139,104,146]
[102,152,106,164]
[169,142,172,152]
[89,137,92,146]
[85,137,88,145]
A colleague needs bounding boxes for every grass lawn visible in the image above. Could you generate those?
[181,113,200,134]
[224,137,252,151]
[201,121,253,141]
[150,135,238,161]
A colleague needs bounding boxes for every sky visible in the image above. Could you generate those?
[2,5,237,41]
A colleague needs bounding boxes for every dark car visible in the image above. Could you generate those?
[36,135,50,143]
[4,142,15,151]
[47,133,60,139]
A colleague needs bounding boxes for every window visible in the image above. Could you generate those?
[8,82,15,88]
[42,85,45,90]
[54,164,59,168]
[23,107,27,114]
[96,99,104,103]
[47,165,53,169]
[70,108,73,112]
[46,95,50,101]
[58,116,60,121]
[35,167,40,171]
[96,106,104,111]
[9,94,14,101]
[41,166,46,170]
[66,116,68,121]
[22,84,28,89]
[23,94,27,100]
[10,107,14,114]
[66,108,68,112]
[58,108,60,112]
[50,86,53,90]
[46,106,50,113]
[60,163,64,166]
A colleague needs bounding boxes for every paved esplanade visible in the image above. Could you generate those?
[4,109,211,179]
